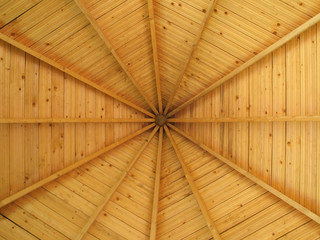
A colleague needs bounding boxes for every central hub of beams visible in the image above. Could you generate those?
[155,114,167,127]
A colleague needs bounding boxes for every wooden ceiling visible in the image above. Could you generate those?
[0,0,320,239]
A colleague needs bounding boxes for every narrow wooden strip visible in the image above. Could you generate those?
[168,124,320,224]
[0,33,154,118]
[148,0,162,113]
[75,126,159,240]
[0,118,154,123]
[73,0,159,115]
[168,116,320,123]
[167,13,320,117]
[164,0,218,114]
[164,126,222,240]
[150,127,163,240]
[0,123,155,208]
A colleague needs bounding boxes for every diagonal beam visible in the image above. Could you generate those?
[168,123,320,225]
[167,13,320,117]
[148,0,163,113]
[168,116,320,123]
[0,123,155,209]
[150,127,163,240]
[0,118,155,124]
[164,126,222,240]
[75,126,160,240]
[0,33,154,118]
[163,0,218,115]
[74,0,159,115]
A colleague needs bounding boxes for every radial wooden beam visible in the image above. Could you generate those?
[148,0,163,114]
[168,116,320,123]
[168,123,320,225]
[0,33,154,118]
[167,13,320,117]
[74,0,159,115]
[75,126,160,240]
[164,126,222,240]
[0,123,155,209]
[163,0,218,115]
[150,127,163,240]
[0,118,154,124]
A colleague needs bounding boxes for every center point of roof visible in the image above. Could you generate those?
[155,114,167,127]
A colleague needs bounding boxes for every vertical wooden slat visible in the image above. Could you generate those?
[51,68,64,172]
[317,22,320,216]
[0,40,10,199]
[300,26,317,212]
[105,94,114,146]
[285,35,301,202]
[95,90,106,150]
[39,61,52,179]
[9,46,25,194]
[24,54,39,187]
[272,45,286,193]
[64,74,76,166]
[75,81,86,161]
[86,85,96,155]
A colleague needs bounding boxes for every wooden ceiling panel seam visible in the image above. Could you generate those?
[73,0,159,115]
[168,124,320,225]
[0,123,155,209]
[164,126,222,240]
[0,33,154,117]
[168,13,320,117]
[164,0,218,114]
[74,126,159,240]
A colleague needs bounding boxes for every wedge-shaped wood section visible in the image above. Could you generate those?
[0,0,153,114]
[0,130,157,240]
[86,130,159,240]
[169,124,320,225]
[165,126,221,240]
[168,6,320,116]
[0,39,152,202]
[75,126,159,239]
[74,0,159,115]
[156,134,213,239]
[169,127,320,238]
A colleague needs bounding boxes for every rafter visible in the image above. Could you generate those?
[167,13,320,117]
[164,126,222,240]
[75,126,159,240]
[150,127,163,240]
[168,123,320,225]
[0,33,154,118]
[0,118,154,124]
[0,123,155,209]
[148,0,163,114]
[163,0,218,115]
[168,116,320,123]
[74,0,159,115]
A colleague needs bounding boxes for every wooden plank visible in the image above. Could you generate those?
[168,115,320,123]
[168,124,320,224]
[0,33,154,117]
[272,45,286,193]
[9,46,25,194]
[75,81,86,161]
[51,68,65,172]
[0,214,37,240]
[150,127,163,240]
[0,118,154,123]
[163,0,218,114]
[167,13,320,117]
[0,39,10,199]
[38,61,52,179]
[73,0,158,115]
[148,0,162,113]
[24,54,39,187]
[74,126,159,240]
[0,123,155,208]
[164,126,222,240]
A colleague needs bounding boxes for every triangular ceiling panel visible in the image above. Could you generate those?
[1,0,320,239]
